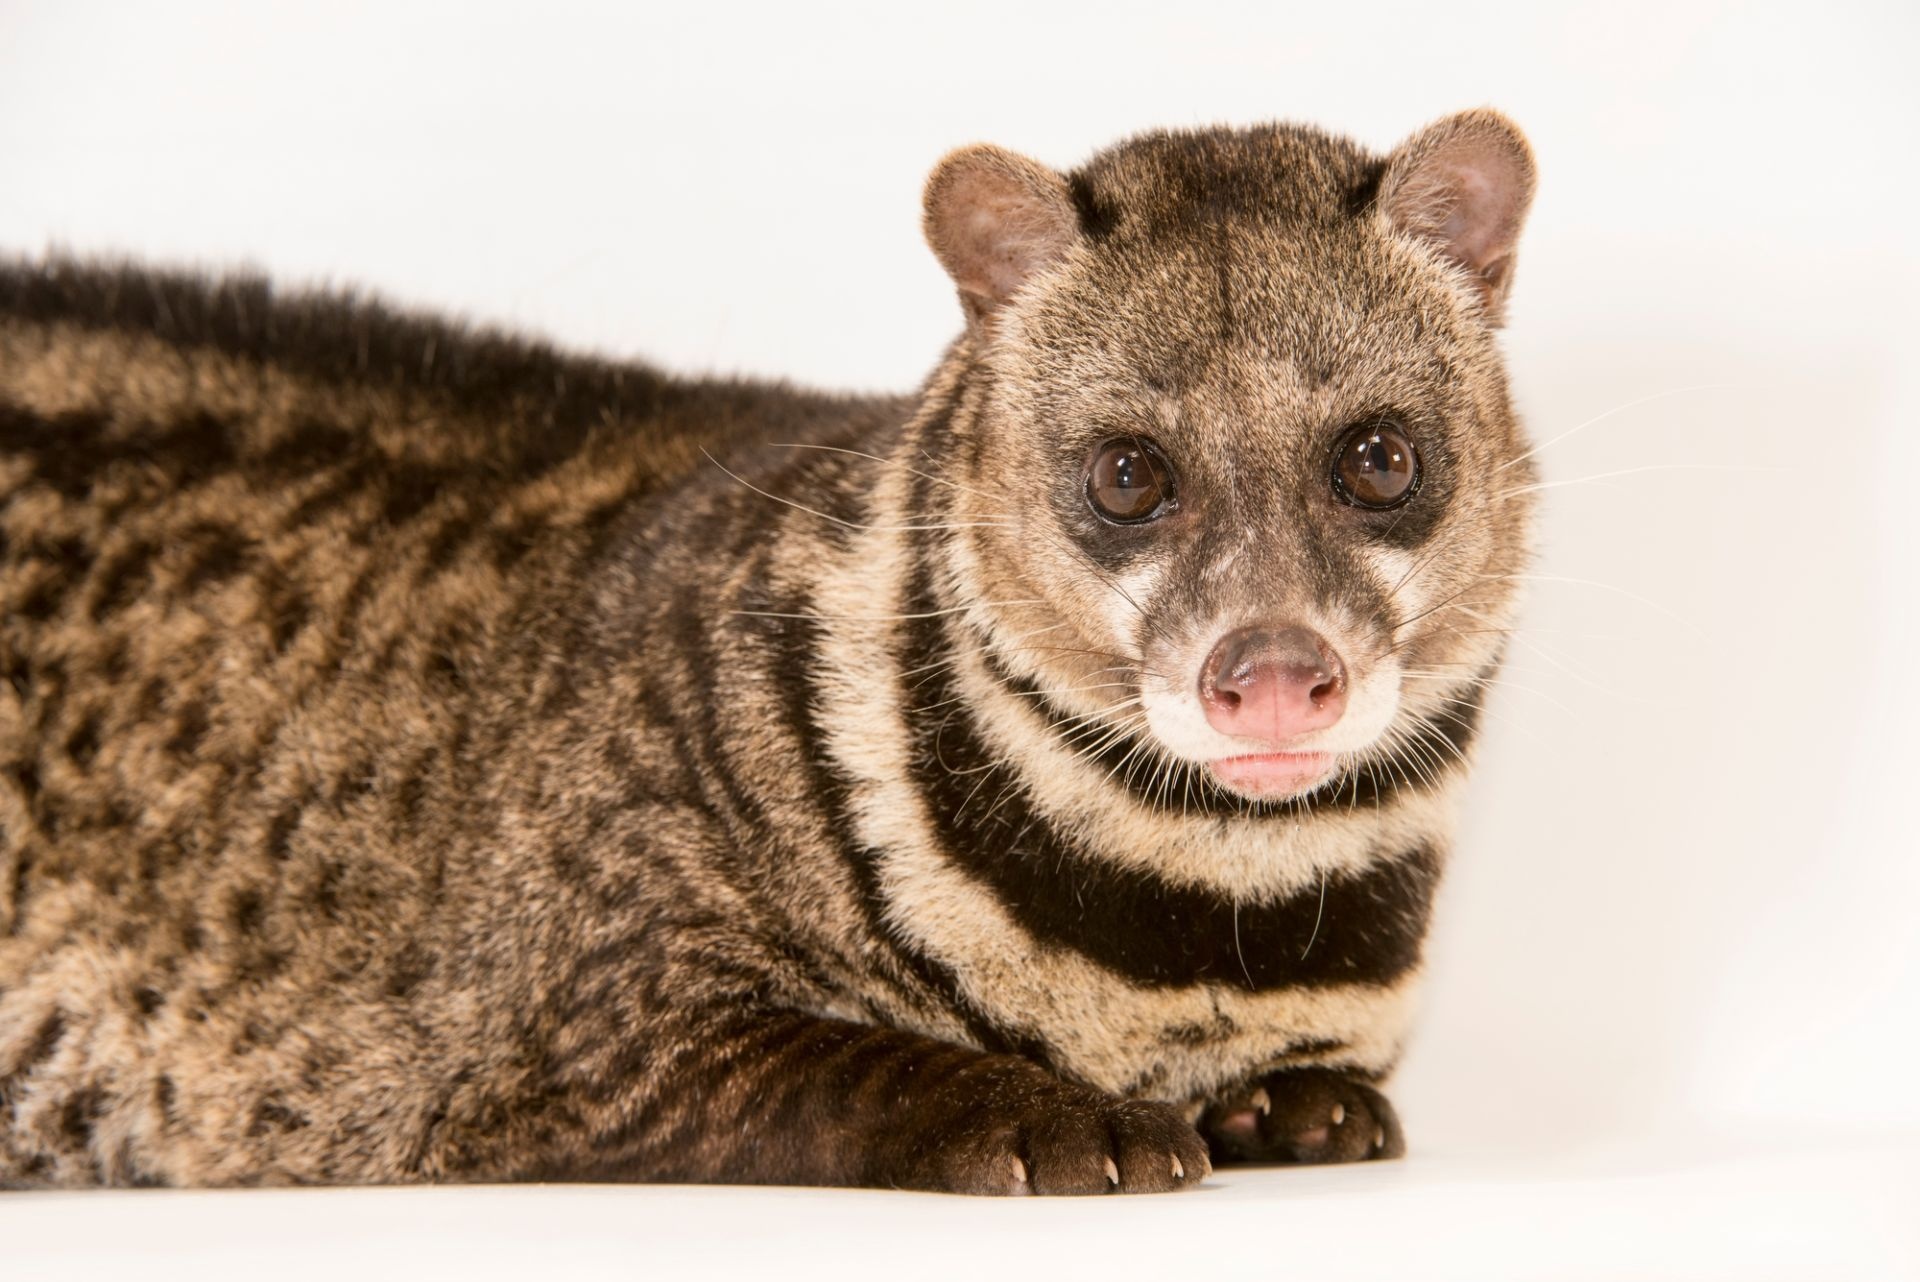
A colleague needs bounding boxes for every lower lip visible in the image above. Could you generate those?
[1209,751,1334,797]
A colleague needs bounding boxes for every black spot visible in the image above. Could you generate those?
[425,650,463,692]
[60,1087,104,1149]
[16,535,93,621]
[246,1099,308,1137]
[310,861,343,919]
[180,525,251,590]
[379,463,448,525]
[264,805,301,861]
[132,986,165,1017]
[0,404,237,499]
[65,717,101,767]
[1161,1016,1237,1047]
[391,758,433,829]
[9,761,41,804]
[228,888,264,937]
[88,540,159,621]
[3,651,28,698]
[166,701,210,757]
[135,677,167,719]
[16,567,70,621]
[385,944,436,998]
[12,1010,66,1076]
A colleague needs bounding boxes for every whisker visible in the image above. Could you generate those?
[702,448,1012,533]
[1484,573,1709,638]
[1494,461,1788,501]
[765,441,1013,508]
[732,599,1041,624]
[1497,383,1740,472]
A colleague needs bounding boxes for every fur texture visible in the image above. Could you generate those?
[0,111,1536,1192]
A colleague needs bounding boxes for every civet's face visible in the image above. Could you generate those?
[927,118,1537,802]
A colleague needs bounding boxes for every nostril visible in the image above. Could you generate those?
[1309,676,1339,708]
[1217,689,1241,711]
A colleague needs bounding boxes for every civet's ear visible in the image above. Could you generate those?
[923,144,1079,327]
[1378,110,1536,323]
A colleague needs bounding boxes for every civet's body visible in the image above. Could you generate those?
[0,113,1536,1191]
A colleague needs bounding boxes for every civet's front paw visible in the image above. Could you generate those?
[1198,1067,1404,1166]
[914,1084,1212,1196]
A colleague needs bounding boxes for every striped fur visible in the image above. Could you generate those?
[1,111,1536,1192]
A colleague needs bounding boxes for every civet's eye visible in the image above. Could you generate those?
[1086,437,1177,523]
[1332,421,1420,509]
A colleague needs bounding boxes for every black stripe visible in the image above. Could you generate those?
[896,540,1442,990]
[768,588,1026,1057]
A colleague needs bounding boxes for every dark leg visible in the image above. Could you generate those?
[1198,1066,1405,1166]
[523,1010,1212,1196]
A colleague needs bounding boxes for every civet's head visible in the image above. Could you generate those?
[921,112,1537,803]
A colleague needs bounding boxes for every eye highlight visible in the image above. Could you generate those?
[1086,437,1177,523]
[1331,420,1420,510]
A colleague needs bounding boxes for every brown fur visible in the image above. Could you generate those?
[1,111,1536,1192]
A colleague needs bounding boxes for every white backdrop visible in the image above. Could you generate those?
[3,2,1916,1277]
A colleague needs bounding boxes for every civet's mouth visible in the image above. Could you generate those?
[1206,750,1336,799]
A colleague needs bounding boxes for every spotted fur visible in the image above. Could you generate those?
[1,111,1536,1192]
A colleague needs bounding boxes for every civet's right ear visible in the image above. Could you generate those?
[923,144,1079,328]
[1378,110,1537,324]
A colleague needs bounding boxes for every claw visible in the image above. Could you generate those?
[1250,1087,1271,1116]
[1011,1155,1029,1184]
[1104,1157,1119,1186]
[1373,1126,1385,1150]
[1171,1154,1185,1180]
[1330,1102,1345,1126]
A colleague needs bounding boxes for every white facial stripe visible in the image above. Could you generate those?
[1098,562,1161,655]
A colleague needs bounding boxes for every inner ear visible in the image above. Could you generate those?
[1377,110,1536,321]
[923,144,1078,325]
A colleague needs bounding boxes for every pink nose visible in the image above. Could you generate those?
[1200,625,1348,742]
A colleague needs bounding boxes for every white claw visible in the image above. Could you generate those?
[1104,1157,1119,1186]
[1171,1155,1185,1180]
[1251,1087,1272,1116]
[1373,1127,1385,1150]
[1330,1103,1345,1126]
[1011,1155,1029,1184]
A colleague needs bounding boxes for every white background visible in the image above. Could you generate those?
[2,2,1916,1278]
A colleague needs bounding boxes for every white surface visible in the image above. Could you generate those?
[2,1133,1915,1282]
[3,1,1918,1278]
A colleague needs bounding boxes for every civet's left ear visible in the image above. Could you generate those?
[923,144,1079,329]
[1378,110,1536,323]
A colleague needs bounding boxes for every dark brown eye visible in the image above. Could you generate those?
[1086,437,1176,523]
[1332,421,1420,509]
